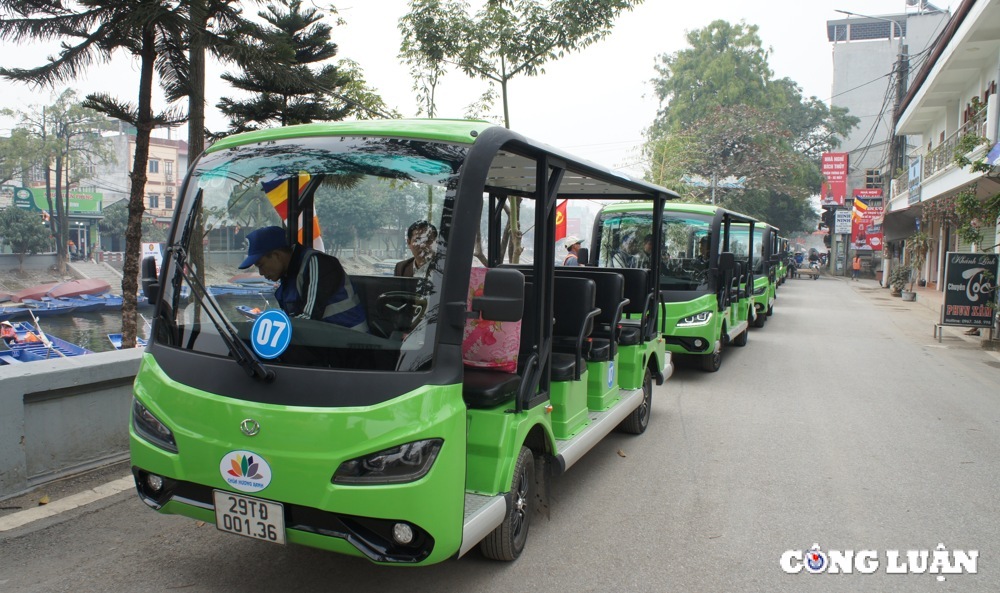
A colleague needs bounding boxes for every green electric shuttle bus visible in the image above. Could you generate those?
[592,202,756,372]
[776,236,789,284]
[129,119,675,565]
[732,222,779,328]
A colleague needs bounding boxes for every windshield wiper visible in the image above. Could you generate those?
[166,243,275,382]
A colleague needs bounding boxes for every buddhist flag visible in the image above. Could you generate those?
[262,172,324,251]
[555,199,568,241]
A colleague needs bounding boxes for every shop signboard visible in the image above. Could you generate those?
[851,189,884,251]
[834,209,852,235]
[29,188,103,213]
[941,252,998,328]
[908,156,922,205]
[11,187,36,210]
[820,152,848,207]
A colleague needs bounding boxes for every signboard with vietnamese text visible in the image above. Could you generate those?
[834,209,852,235]
[820,152,848,207]
[851,189,884,251]
[941,252,998,328]
[29,188,103,214]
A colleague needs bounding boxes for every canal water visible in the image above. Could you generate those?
[25,309,148,353]
[21,295,267,353]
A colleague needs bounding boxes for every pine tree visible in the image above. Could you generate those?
[217,0,355,134]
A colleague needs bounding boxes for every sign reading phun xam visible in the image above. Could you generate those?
[941,252,998,328]
[780,543,978,580]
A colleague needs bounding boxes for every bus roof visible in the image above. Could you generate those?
[204,118,682,202]
[601,201,759,222]
[206,119,496,154]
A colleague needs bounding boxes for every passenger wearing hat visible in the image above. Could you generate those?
[1,320,16,344]
[562,236,584,266]
[239,226,368,332]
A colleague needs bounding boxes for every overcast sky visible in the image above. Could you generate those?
[0,0,955,176]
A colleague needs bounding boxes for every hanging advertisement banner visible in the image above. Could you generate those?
[941,253,998,328]
[908,156,922,206]
[820,152,848,207]
[851,190,884,251]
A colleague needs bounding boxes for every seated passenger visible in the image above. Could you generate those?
[239,225,368,332]
[395,220,438,278]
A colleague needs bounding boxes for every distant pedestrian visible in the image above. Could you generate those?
[562,236,584,266]
[852,255,861,280]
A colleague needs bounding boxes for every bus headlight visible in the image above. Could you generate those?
[132,398,178,453]
[677,311,712,327]
[753,285,766,296]
[333,439,443,485]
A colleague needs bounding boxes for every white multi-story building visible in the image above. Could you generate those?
[886,0,1000,289]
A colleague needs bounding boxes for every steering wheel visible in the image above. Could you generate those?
[376,291,427,332]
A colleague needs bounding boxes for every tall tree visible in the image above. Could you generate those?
[217,0,363,134]
[4,91,114,273]
[646,20,858,233]
[0,126,38,186]
[0,0,188,348]
[400,0,642,261]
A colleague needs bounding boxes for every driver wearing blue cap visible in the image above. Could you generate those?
[240,226,368,332]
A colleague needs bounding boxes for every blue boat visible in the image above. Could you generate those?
[19,299,78,318]
[0,321,92,363]
[54,296,107,313]
[107,333,148,349]
[0,306,30,322]
[235,305,264,320]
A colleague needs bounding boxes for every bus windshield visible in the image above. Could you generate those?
[597,209,714,291]
[156,135,466,373]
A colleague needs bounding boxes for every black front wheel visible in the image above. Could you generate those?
[618,368,653,434]
[480,447,534,561]
[699,348,722,372]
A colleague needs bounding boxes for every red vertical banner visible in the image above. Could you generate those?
[820,153,849,207]
[851,189,884,251]
[555,199,567,241]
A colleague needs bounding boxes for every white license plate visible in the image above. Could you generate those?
[213,490,286,545]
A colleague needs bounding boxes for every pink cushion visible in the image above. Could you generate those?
[462,267,521,373]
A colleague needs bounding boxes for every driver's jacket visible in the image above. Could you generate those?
[275,245,369,332]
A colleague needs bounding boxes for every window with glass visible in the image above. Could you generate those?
[157,135,465,373]
[149,159,160,174]
[149,194,159,208]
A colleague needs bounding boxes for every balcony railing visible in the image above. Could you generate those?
[892,108,989,200]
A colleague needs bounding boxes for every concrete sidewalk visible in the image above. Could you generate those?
[838,274,996,347]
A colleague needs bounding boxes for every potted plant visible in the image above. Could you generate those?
[901,230,930,301]
[889,266,908,296]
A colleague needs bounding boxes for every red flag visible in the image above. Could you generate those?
[555,200,568,241]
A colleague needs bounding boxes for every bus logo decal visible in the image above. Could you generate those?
[240,419,261,436]
[220,451,272,492]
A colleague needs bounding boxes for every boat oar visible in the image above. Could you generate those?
[28,310,66,358]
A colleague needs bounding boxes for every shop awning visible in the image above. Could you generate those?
[882,204,922,242]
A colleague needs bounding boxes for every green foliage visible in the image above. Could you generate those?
[904,230,930,291]
[98,202,167,244]
[889,265,909,293]
[399,0,641,127]
[953,186,1000,248]
[651,21,777,133]
[645,19,858,234]
[217,0,387,134]
[0,207,51,271]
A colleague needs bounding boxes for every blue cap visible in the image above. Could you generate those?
[238,226,288,269]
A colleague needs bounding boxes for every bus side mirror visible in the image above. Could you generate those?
[472,268,524,322]
[141,256,160,304]
[577,247,590,266]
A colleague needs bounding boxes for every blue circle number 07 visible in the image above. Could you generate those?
[251,310,292,359]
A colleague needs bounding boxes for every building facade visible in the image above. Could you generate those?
[886,0,1000,289]
[827,7,950,275]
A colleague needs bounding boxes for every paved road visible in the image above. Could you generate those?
[1,276,997,592]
